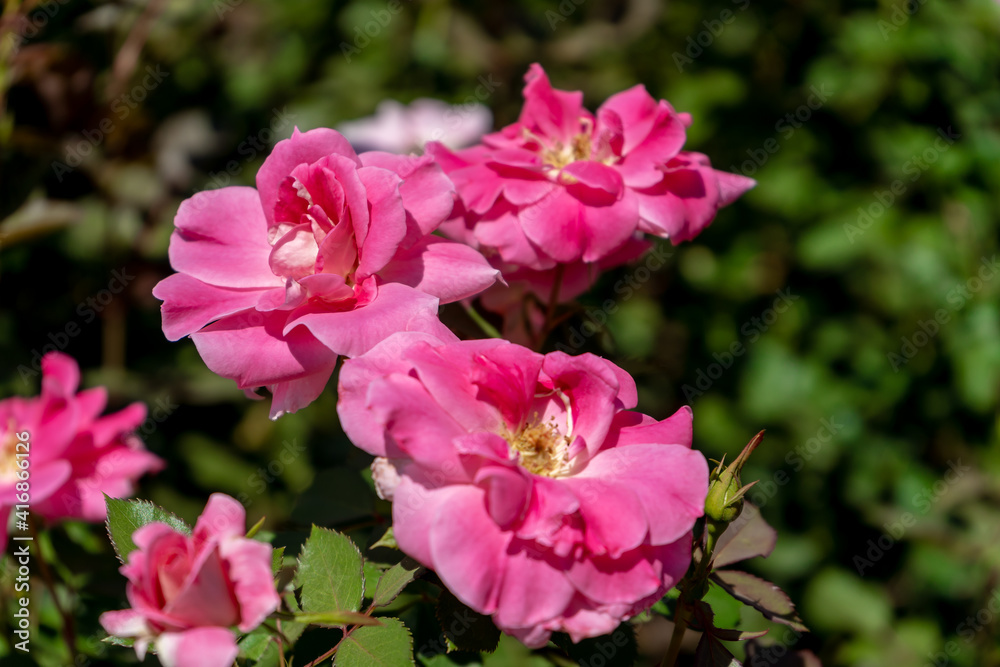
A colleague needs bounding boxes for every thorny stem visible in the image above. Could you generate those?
[659,521,722,667]
[302,602,379,667]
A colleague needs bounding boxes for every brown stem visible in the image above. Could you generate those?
[533,264,565,352]
[659,522,722,667]
[302,603,378,667]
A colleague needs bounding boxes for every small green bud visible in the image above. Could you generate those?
[703,431,764,526]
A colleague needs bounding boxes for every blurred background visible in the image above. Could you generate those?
[1,0,999,665]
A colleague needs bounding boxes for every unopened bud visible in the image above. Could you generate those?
[703,431,764,526]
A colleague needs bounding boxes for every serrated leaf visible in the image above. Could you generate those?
[373,557,423,608]
[105,496,190,563]
[703,582,743,630]
[713,504,778,568]
[295,611,381,627]
[436,590,500,653]
[102,635,135,647]
[712,570,808,633]
[272,546,285,576]
[296,526,365,615]
[370,527,397,550]
[694,599,768,643]
[336,616,415,666]
[695,633,741,667]
[712,627,769,642]
[238,626,274,660]
[552,624,637,667]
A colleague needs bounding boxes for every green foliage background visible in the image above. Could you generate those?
[1,0,999,665]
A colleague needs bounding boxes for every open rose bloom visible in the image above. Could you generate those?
[101,494,279,667]
[0,352,162,547]
[429,63,756,274]
[338,334,708,645]
[153,127,500,418]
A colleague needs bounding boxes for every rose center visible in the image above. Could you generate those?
[540,132,593,170]
[504,417,571,477]
[0,421,20,483]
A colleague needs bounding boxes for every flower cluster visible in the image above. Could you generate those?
[118,63,754,655]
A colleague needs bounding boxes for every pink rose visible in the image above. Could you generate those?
[338,334,709,646]
[428,64,755,271]
[338,98,493,154]
[153,127,501,418]
[100,494,280,667]
[0,352,162,547]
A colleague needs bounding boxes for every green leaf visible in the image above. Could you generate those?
[551,623,637,667]
[694,600,767,643]
[238,626,274,660]
[102,635,135,647]
[712,503,778,568]
[272,546,285,576]
[336,616,414,666]
[694,633,741,667]
[373,557,423,608]
[104,496,190,563]
[246,515,267,539]
[370,527,397,550]
[712,570,808,633]
[296,525,365,615]
[702,582,744,630]
[436,590,501,654]
[295,611,381,627]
